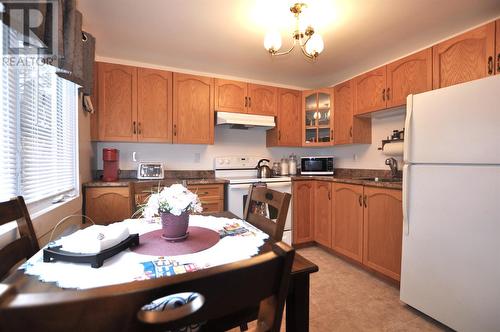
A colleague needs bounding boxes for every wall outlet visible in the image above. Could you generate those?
[194,153,201,163]
[352,153,358,161]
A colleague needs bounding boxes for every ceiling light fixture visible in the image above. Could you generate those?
[263,2,324,60]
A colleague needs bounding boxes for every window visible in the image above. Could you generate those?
[0,25,78,210]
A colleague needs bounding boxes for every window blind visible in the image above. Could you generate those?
[0,23,78,205]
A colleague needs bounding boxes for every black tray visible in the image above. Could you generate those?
[43,234,140,268]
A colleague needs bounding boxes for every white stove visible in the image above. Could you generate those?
[215,156,293,245]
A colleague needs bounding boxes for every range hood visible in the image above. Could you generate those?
[216,111,275,129]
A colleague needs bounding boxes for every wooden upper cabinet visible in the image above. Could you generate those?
[302,89,334,146]
[137,68,173,142]
[433,22,496,89]
[314,181,332,247]
[363,187,403,281]
[334,80,354,145]
[386,48,432,108]
[215,79,247,113]
[496,19,500,74]
[247,84,277,116]
[292,181,315,245]
[266,89,301,147]
[332,183,364,262]
[97,62,137,141]
[354,66,387,115]
[90,63,99,141]
[173,73,214,144]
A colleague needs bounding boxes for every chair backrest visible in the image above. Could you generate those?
[0,242,295,332]
[243,185,291,241]
[0,196,39,280]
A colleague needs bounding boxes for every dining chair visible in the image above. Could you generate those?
[0,196,39,280]
[0,241,295,332]
[243,185,291,241]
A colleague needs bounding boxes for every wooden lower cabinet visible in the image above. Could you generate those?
[314,181,332,247]
[84,187,133,225]
[363,187,403,281]
[187,184,224,213]
[292,181,315,244]
[331,183,364,262]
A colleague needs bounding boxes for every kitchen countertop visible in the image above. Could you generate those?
[291,175,402,190]
[83,178,229,188]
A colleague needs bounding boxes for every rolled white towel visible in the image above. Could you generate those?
[60,224,130,254]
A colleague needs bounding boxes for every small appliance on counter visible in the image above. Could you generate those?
[300,156,334,175]
[137,162,164,180]
[102,148,119,182]
[256,159,272,178]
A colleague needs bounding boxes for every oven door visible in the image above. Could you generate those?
[227,182,292,245]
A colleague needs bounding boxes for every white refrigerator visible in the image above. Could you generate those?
[400,75,500,332]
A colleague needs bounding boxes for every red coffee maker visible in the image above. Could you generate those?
[102,148,119,182]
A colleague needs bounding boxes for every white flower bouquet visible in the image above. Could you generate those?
[142,184,203,219]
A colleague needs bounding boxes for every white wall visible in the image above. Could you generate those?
[332,109,406,170]
[95,109,405,172]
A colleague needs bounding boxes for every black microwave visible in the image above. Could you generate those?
[300,156,334,175]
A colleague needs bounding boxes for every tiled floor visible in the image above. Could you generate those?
[298,246,452,331]
[230,246,452,332]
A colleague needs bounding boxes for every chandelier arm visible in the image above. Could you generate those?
[272,43,296,56]
[299,44,315,59]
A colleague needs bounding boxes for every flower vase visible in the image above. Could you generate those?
[160,211,189,241]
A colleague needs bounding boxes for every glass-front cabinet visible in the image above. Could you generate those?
[302,89,334,146]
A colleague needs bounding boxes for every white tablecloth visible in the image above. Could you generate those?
[22,215,269,289]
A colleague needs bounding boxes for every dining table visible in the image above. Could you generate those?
[3,211,318,331]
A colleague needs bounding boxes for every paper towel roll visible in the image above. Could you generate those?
[382,141,404,156]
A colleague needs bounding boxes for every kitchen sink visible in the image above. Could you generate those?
[354,177,402,183]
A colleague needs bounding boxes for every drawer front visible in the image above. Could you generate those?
[188,184,223,200]
[200,200,224,213]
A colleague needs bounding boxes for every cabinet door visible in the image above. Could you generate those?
[354,66,387,115]
[387,48,432,108]
[292,181,315,244]
[314,181,332,247]
[433,22,495,89]
[333,81,354,145]
[85,187,133,225]
[496,20,500,74]
[247,84,277,116]
[363,187,403,281]
[173,73,214,144]
[267,89,301,147]
[332,183,364,262]
[97,62,138,141]
[137,68,173,142]
[215,79,247,113]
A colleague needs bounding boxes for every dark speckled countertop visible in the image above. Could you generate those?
[291,168,403,190]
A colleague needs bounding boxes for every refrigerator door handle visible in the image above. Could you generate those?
[404,95,413,164]
[402,164,410,235]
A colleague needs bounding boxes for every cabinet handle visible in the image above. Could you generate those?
[363,195,367,208]
[386,88,390,100]
[382,89,386,101]
[349,126,353,137]
[138,122,142,135]
[330,129,333,140]
[173,124,177,136]
[328,191,331,200]
[248,96,251,108]
[488,56,493,75]
[358,195,362,206]
[133,121,137,134]
[278,130,281,141]
[244,96,248,107]
[497,54,500,73]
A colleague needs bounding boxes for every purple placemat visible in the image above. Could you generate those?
[131,226,220,256]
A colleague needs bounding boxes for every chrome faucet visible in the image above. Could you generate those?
[385,158,398,178]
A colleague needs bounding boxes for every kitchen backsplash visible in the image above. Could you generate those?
[93,111,405,171]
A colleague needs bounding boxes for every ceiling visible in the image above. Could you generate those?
[78,0,500,89]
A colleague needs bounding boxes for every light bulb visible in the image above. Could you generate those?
[305,33,324,57]
[264,30,282,53]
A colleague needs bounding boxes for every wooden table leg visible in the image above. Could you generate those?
[286,273,311,332]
